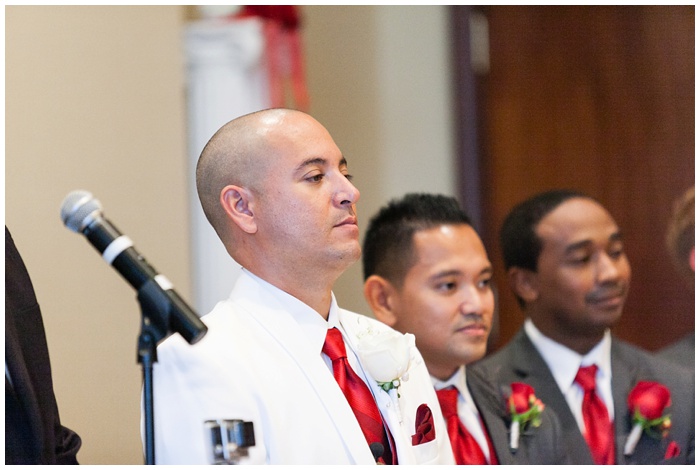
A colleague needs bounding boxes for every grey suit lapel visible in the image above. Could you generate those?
[611,340,670,464]
[509,330,594,464]
[466,369,515,464]
[611,339,638,463]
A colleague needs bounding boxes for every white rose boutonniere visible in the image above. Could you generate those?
[357,330,415,397]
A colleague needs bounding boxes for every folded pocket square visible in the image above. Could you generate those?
[411,403,436,445]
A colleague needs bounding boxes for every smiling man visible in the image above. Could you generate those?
[146,109,453,464]
[471,189,694,465]
[363,193,567,464]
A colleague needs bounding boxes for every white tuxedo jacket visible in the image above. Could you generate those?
[147,269,454,464]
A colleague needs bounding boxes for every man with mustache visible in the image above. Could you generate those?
[147,109,453,464]
[471,189,694,464]
[363,193,567,464]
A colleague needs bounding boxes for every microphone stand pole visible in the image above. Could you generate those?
[136,279,172,465]
[138,324,158,465]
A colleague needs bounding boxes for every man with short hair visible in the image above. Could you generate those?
[471,189,694,464]
[363,192,567,464]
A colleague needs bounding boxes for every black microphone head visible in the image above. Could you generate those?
[61,190,103,233]
[369,442,385,462]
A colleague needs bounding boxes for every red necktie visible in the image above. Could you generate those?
[574,365,615,465]
[323,327,394,464]
[436,387,488,465]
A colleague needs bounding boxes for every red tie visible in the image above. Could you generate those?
[323,327,394,464]
[436,387,488,465]
[574,365,615,465]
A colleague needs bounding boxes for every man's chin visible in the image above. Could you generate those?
[590,306,624,329]
[329,244,361,268]
[459,344,489,366]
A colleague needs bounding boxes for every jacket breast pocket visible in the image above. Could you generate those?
[411,438,440,464]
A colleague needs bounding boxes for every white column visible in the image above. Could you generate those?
[184,18,270,315]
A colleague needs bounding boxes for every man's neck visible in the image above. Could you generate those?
[246,265,336,319]
[427,363,462,383]
[527,317,606,355]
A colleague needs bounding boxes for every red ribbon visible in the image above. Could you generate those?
[237,6,309,112]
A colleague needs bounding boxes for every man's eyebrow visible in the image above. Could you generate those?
[564,239,593,255]
[295,156,348,172]
[609,231,623,242]
[428,265,493,282]
[564,231,623,254]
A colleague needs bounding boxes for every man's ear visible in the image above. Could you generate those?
[221,185,257,234]
[363,275,399,327]
[508,267,539,303]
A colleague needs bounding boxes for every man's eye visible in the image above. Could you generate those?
[306,174,324,182]
[344,173,354,182]
[609,245,625,259]
[436,282,457,292]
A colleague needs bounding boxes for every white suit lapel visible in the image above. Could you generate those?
[338,310,413,458]
[235,274,375,464]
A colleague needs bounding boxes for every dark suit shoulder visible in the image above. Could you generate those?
[656,333,694,370]
[470,329,546,383]
[612,337,694,386]
[5,226,82,465]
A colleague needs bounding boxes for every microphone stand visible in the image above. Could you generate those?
[136,279,175,465]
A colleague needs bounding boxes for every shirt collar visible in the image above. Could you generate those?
[432,366,480,418]
[433,365,471,401]
[241,268,332,354]
[524,318,612,390]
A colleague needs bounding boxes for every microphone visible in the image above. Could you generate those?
[369,442,385,463]
[60,190,207,345]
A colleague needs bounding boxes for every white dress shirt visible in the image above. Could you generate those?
[433,365,493,463]
[524,318,614,433]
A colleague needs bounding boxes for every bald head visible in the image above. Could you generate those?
[196,108,308,241]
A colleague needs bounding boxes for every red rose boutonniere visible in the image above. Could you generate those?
[506,383,544,451]
[623,381,672,455]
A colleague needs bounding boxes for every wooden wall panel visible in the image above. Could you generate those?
[453,6,694,350]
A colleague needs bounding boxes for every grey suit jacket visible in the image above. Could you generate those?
[466,365,569,464]
[657,333,694,371]
[471,329,694,464]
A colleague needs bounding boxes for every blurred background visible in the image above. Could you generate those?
[5,5,694,464]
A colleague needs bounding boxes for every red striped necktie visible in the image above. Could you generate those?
[323,327,394,464]
[436,387,489,465]
[574,364,615,465]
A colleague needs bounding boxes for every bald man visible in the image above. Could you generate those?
[147,109,453,464]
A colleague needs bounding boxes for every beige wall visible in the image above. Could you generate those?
[303,5,456,315]
[6,6,190,464]
[5,5,454,464]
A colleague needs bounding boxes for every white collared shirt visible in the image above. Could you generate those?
[243,268,330,345]
[433,366,492,463]
[524,318,614,432]
[321,303,366,381]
